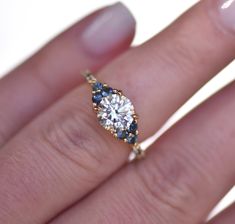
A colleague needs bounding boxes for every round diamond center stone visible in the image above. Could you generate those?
[97,93,134,131]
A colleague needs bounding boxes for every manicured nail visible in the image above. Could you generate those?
[218,0,235,30]
[81,2,136,56]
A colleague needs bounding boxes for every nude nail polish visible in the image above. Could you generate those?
[81,2,136,56]
[218,0,235,30]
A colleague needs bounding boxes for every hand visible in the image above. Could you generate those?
[0,1,235,223]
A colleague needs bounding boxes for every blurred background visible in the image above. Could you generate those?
[0,0,234,220]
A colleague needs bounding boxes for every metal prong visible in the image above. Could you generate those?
[117,90,123,95]
[133,114,138,119]
[81,70,97,84]
[128,143,145,162]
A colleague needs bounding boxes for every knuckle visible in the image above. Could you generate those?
[40,101,110,176]
[156,29,211,87]
[134,146,200,222]
[164,37,200,78]
[0,146,47,223]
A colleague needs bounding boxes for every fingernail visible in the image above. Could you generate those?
[218,0,235,30]
[81,2,136,56]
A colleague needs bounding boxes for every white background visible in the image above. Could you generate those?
[0,0,235,220]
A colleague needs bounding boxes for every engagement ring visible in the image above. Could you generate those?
[82,71,145,161]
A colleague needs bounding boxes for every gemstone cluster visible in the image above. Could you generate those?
[92,81,138,145]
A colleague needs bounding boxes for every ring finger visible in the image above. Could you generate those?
[55,81,235,224]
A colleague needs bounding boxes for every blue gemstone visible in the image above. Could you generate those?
[117,130,127,140]
[102,86,113,97]
[129,122,138,133]
[92,82,103,91]
[127,135,137,144]
[92,93,103,104]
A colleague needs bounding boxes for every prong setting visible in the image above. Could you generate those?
[82,71,143,160]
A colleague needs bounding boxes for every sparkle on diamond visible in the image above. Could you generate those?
[97,93,134,131]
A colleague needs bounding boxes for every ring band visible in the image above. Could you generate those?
[82,71,145,161]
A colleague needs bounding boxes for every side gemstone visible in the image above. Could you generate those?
[117,130,128,140]
[92,92,103,104]
[127,135,138,144]
[129,121,138,134]
[92,82,103,91]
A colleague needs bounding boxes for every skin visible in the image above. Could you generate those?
[0,0,235,223]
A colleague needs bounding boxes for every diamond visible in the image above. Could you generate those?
[97,93,135,131]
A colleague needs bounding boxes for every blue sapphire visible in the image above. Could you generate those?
[101,86,113,97]
[117,130,128,140]
[92,82,103,91]
[92,92,103,104]
[129,122,138,133]
[127,135,137,144]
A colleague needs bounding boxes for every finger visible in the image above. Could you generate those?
[52,81,235,224]
[96,0,235,139]
[1,0,235,223]
[208,203,235,224]
[0,2,135,146]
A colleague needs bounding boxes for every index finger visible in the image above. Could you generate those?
[0,2,135,146]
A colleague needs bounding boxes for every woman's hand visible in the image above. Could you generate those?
[0,1,235,223]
